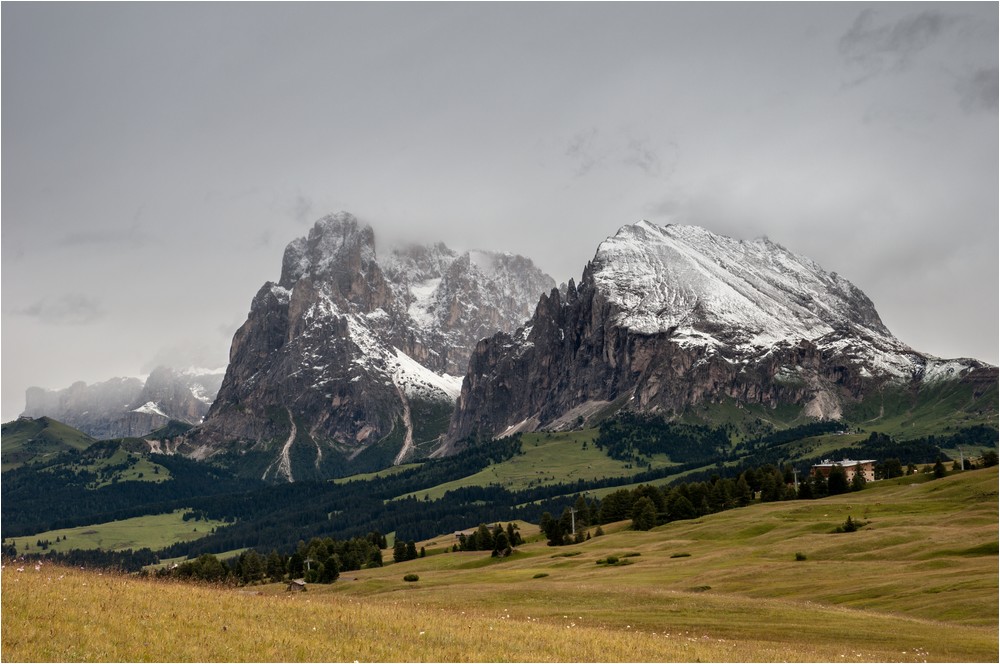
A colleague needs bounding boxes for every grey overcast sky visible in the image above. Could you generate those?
[2,2,997,421]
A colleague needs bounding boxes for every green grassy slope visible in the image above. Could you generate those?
[3,509,230,554]
[362,416,995,505]
[331,462,422,484]
[2,471,994,662]
[669,380,997,443]
[680,397,811,441]
[1,417,95,471]
[844,381,998,438]
[397,428,676,501]
[66,445,173,487]
[331,466,999,660]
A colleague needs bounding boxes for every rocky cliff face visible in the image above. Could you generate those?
[446,221,995,445]
[178,212,554,481]
[22,366,224,439]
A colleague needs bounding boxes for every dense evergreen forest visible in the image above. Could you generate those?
[0,444,263,536]
[595,414,730,463]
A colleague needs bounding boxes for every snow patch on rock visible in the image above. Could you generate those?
[923,358,976,382]
[133,401,167,418]
[390,348,464,401]
[407,277,442,328]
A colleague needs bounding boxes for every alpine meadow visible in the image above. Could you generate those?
[3,3,998,663]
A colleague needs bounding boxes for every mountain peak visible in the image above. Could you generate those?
[187,216,555,480]
[279,212,377,288]
[593,221,894,349]
[447,219,993,443]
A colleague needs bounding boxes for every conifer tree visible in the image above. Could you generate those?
[736,474,753,506]
[573,495,591,527]
[631,496,658,531]
[827,467,849,495]
[933,459,947,478]
[475,524,494,551]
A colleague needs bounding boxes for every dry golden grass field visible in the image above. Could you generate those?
[2,467,997,662]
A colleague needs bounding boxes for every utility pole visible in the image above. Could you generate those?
[569,507,576,535]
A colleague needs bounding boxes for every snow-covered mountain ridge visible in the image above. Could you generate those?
[596,221,886,343]
[592,221,967,381]
[447,220,995,443]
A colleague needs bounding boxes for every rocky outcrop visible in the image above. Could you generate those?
[138,366,223,424]
[446,221,995,445]
[379,244,555,375]
[179,212,554,481]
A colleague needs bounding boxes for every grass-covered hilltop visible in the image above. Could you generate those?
[3,465,997,662]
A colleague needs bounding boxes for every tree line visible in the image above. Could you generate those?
[595,414,729,464]
[536,459,875,546]
[157,532,386,585]
[454,522,524,557]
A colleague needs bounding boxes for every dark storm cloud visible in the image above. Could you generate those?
[254,230,273,248]
[17,294,106,325]
[565,128,602,177]
[623,139,668,178]
[292,194,313,223]
[839,9,959,82]
[564,131,669,179]
[957,67,999,114]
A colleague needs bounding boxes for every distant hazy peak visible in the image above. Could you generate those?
[21,366,225,438]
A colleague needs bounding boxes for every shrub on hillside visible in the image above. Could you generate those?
[833,515,868,533]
